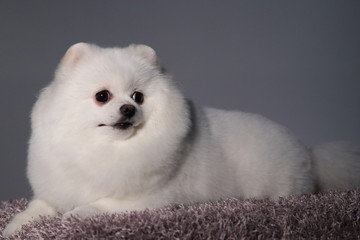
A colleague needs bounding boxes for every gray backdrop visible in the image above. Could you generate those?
[0,1,359,201]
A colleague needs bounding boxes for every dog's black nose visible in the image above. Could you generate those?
[120,104,136,118]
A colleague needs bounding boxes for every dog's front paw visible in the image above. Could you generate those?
[2,199,57,237]
[2,221,20,237]
[2,212,33,237]
[63,205,100,219]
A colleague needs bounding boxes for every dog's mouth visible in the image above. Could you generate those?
[98,121,134,130]
[113,121,133,130]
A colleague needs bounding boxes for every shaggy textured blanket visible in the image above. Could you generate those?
[1,190,359,239]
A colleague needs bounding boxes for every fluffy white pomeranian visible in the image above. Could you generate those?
[3,43,360,236]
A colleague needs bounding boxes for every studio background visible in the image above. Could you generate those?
[0,1,359,201]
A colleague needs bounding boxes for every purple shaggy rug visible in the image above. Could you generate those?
[1,190,359,239]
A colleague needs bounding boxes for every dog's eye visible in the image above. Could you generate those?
[95,90,111,103]
[131,91,144,104]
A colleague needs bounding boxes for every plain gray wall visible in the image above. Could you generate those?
[0,1,359,201]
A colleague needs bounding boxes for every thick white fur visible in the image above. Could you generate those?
[3,43,360,236]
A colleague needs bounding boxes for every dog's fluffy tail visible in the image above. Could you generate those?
[312,141,360,191]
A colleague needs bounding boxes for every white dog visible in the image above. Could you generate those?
[3,43,360,236]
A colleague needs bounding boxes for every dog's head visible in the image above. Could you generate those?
[34,43,188,142]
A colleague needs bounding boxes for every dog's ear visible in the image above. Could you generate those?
[127,44,159,67]
[60,42,93,67]
[55,43,97,80]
